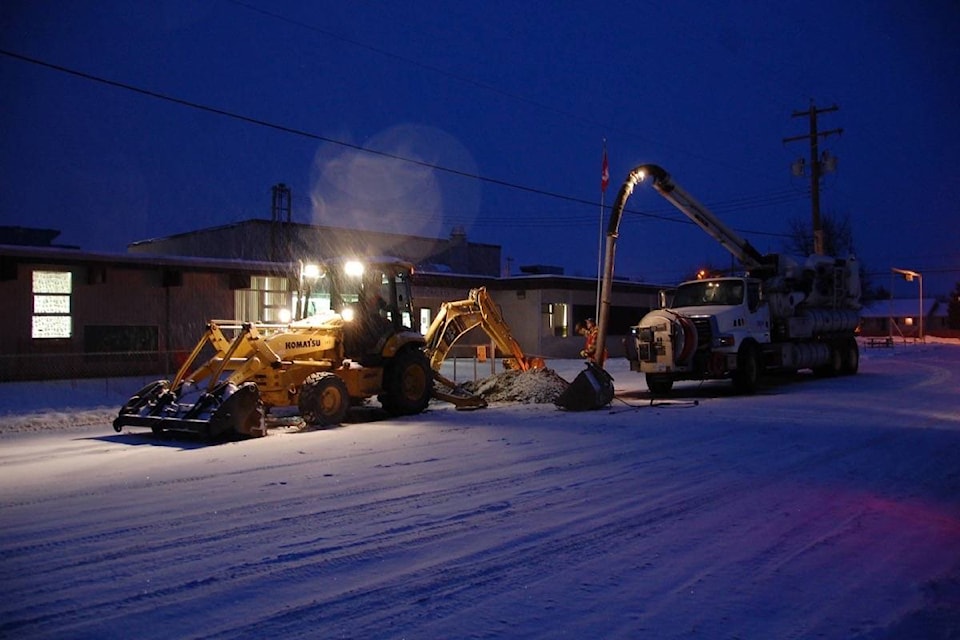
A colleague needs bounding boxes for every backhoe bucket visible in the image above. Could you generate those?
[432,371,488,410]
[554,362,614,411]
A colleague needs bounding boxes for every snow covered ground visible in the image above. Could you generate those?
[1,342,959,639]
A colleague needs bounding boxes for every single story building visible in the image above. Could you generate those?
[2,222,660,381]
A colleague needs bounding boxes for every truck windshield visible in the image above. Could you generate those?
[672,280,744,308]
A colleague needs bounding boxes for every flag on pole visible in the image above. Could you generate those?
[601,147,610,192]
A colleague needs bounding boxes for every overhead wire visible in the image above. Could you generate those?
[0,47,793,240]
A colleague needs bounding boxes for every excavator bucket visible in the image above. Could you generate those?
[432,371,488,410]
[554,362,614,411]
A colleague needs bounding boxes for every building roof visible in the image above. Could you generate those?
[127,218,502,277]
[861,298,939,318]
[0,243,292,275]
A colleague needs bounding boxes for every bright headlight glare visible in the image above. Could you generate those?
[302,263,321,280]
[344,261,364,277]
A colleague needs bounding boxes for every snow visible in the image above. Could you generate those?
[2,342,959,639]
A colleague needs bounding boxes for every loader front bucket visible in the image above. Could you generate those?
[113,380,266,439]
[554,362,614,411]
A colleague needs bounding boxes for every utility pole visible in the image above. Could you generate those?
[783,101,842,255]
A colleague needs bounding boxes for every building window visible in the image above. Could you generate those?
[32,270,73,339]
[236,276,292,323]
[542,302,568,337]
[419,307,432,335]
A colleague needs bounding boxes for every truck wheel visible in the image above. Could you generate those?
[814,345,843,377]
[732,344,760,394]
[645,374,674,396]
[380,348,432,416]
[299,372,350,426]
[841,338,859,375]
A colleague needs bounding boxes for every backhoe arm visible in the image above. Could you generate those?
[423,287,544,372]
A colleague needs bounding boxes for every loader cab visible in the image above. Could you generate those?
[294,258,417,331]
[340,260,416,333]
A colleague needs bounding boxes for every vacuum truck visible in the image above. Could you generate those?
[597,164,861,396]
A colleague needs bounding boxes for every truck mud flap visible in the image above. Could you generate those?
[555,362,614,411]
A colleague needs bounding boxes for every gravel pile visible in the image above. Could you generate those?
[463,368,570,404]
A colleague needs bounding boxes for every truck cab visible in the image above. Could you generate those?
[628,276,769,394]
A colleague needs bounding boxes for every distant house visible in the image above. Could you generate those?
[858,298,944,338]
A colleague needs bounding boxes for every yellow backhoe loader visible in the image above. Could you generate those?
[113,258,432,439]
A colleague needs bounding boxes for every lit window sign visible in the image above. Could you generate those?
[33,270,72,294]
[32,270,73,339]
[32,315,72,339]
[34,295,70,314]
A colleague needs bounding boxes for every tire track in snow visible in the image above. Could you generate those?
[3,351,957,638]
[1,421,744,637]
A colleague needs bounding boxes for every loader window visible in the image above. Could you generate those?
[32,270,72,339]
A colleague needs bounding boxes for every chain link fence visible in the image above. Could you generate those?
[0,350,191,383]
[0,345,501,384]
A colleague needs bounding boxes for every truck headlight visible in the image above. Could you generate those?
[716,334,735,347]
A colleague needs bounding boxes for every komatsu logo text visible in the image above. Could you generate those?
[285,338,324,350]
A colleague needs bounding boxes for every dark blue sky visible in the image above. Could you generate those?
[2,1,958,294]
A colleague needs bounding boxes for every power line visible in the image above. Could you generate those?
[0,47,792,240]
[226,1,807,183]
[224,0,684,159]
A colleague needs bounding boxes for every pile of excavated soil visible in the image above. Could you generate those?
[463,368,570,404]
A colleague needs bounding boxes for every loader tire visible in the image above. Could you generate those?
[380,348,432,416]
[299,372,350,426]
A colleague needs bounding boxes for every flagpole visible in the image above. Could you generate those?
[596,140,608,320]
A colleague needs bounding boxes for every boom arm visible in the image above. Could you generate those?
[423,287,544,372]
[641,166,764,270]
[595,164,764,369]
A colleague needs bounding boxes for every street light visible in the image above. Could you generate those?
[892,267,923,342]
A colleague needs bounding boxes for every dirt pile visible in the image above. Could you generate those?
[463,368,570,404]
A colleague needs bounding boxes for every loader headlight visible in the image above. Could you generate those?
[301,263,321,280]
[344,260,365,278]
[341,307,356,322]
